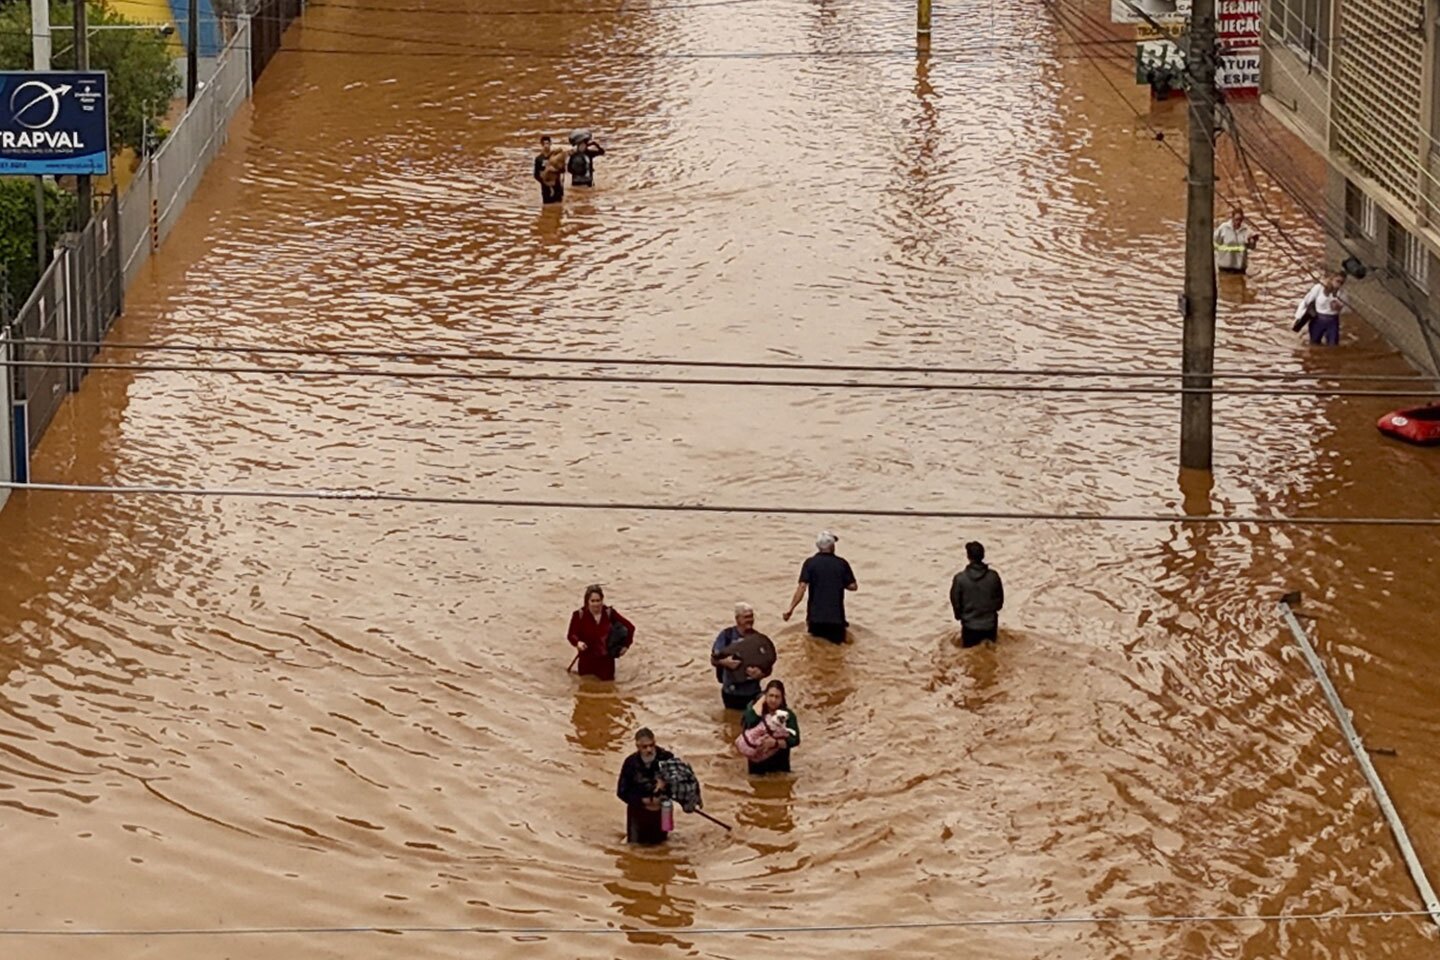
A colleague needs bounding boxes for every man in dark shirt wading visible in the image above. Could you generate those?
[950,540,1004,648]
[783,531,857,644]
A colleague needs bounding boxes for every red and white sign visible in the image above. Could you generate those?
[1124,0,1262,94]
[1218,0,1260,93]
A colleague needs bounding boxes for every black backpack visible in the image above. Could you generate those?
[568,151,591,179]
[604,608,632,657]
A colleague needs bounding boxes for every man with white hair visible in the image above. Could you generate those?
[711,603,771,710]
[782,531,858,644]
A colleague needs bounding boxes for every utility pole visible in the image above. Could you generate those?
[31,0,51,275]
[1180,0,1217,470]
[186,0,198,103]
[74,0,91,228]
[917,0,932,51]
[30,0,51,68]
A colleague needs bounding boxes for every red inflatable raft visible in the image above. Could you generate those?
[1377,406,1440,446]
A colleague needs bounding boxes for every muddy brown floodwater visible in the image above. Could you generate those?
[1,0,1438,957]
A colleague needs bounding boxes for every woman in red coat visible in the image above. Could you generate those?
[567,584,635,681]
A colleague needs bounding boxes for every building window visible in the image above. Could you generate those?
[1387,216,1430,288]
[1345,180,1377,238]
[1268,0,1332,75]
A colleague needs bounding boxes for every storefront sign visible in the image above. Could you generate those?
[0,72,109,175]
[1123,0,1261,94]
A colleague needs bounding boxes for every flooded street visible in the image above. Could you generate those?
[2,0,1439,956]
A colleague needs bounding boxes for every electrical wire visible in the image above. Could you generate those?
[106,0,770,15]
[9,338,1435,382]
[0,908,1427,938]
[0,26,1136,63]
[1257,0,1440,160]
[1223,101,1440,365]
[2,358,1435,397]
[3,481,1439,527]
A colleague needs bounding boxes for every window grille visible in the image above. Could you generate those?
[1388,216,1430,287]
[1344,179,1379,238]
[1331,0,1424,210]
[1266,0,1333,74]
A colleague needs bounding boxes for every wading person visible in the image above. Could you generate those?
[1294,270,1348,346]
[950,540,1004,648]
[567,129,606,187]
[534,135,558,205]
[737,680,800,775]
[782,531,857,644]
[1214,206,1259,275]
[711,603,776,710]
[567,584,635,681]
[617,728,673,844]
[536,137,568,205]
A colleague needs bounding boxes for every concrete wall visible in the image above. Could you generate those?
[1325,170,1440,376]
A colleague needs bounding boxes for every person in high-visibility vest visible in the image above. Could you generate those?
[1214,206,1259,275]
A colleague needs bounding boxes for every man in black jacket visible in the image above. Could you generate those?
[950,541,1004,648]
[616,728,672,844]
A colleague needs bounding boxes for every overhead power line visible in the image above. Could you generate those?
[0,907,1426,939]
[0,26,1131,63]
[4,481,1439,527]
[110,0,769,15]
[3,358,1436,397]
[13,339,1434,383]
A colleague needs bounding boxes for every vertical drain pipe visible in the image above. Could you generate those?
[1279,598,1440,931]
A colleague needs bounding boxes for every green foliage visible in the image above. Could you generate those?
[0,178,77,301]
[0,1,180,153]
[0,2,177,302]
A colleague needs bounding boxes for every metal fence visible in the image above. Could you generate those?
[7,10,283,479]
[252,0,302,85]
[8,198,123,450]
[118,18,253,289]
[0,332,11,499]
[3,1,305,481]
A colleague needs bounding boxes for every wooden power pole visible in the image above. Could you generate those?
[917,0,931,51]
[1180,0,1217,470]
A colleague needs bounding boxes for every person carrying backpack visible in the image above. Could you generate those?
[568,129,606,187]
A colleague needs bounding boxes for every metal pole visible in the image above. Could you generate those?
[1278,601,1440,931]
[1180,0,1217,470]
[187,0,199,103]
[74,0,91,228]
[30,0,51,69]
[917,0,932,50]
[32,0,51,275]
[33,178,47,278]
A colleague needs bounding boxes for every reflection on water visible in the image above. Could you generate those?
[605,846,697,949]
[737,772,797,844]
[0,0,1436,957]
[567,681,637,755]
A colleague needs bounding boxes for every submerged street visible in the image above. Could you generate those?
[0,0,1438,957]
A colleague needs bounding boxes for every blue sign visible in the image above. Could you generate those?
[0,72,109,176]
